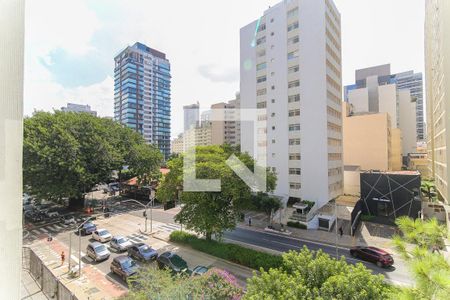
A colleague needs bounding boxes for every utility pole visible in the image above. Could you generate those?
[68,232,72,271]
[150,189,155,233]
[335,199,338,258]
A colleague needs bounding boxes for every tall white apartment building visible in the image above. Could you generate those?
[240,0,343,210]
[425,0,450,206]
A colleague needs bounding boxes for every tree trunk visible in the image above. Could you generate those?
[205,232,212,241]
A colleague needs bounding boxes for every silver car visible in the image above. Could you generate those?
[110,236,133,252]
[86,242,110,262]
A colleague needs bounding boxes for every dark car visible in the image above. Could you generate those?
[78,222,97,235]
[110,255,139,281]
[156,251,188,274]
[350,246,394,268]
[128,243,158,262]
[25,210,44,223]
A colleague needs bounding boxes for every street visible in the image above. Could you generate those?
[24,205,414,293]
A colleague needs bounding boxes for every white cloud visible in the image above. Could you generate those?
[198,64,239,83]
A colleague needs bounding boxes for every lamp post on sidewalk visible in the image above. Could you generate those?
[121,190,155,233]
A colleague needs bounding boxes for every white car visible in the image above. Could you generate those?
[92,229,112,243]
[110,236,133,252]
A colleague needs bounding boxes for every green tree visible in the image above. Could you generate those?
[251,192,282,225]
[245,247,393,300]
[421,180,436,202]
[392,217,450,299]
[157,145,276,240]
[23,111,162,207]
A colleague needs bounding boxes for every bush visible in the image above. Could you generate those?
[170,231,282,271]
[287,221,307,229]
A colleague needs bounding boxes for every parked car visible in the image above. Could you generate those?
[86,242,110,262]
[191,265,209,276]
[45,208,60,218]
[61,214,76,225]
[25,210,44,223]
[110,255,139,281]
[92,229,112,243]
[78,222,97,235]
[128,243,158,262]
[110,236,133,252]
[156,251,188,274]
[350,246,394,268]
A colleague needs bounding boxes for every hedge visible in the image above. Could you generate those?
[287,221,307,229]
[360,214,375,222]
[169,231,282,271]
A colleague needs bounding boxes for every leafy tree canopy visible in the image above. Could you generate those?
[24,111,162,206]
[393,217,450,299]
[157,145,277,240]
[245,246,393,300]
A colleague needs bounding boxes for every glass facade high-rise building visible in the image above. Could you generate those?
[114,42,171,159]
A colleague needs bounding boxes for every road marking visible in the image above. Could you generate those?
[31,230,40,235]
[39,227,49,233]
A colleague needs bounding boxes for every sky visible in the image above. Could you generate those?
[24,0,425,137]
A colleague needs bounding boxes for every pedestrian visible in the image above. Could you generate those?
[248,216,252,227]
[339,226,343,237]
[61,251,65,266]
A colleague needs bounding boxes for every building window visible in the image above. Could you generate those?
[290,182,301,189]
[271,99,275,103]
[328,153,342,161]
[257,49,266,57]
[271,32,275,36]
[327,122,341,132]
[287,50,299,60]
[289,109,300,117]
[271,113,275,117]
[256,88,267,96]
[256,36,266,45]
[257,101,267,108]
[258,23,266,32]
[289,168,301,175]
[287,21,299,32]
[256,62,267,71]
[272,139,276,144]
[257,75,267,83]
[271,85,275,90]
[271,71,275,76]
[289,124,300,131]
[257,114,267,121]
[289,138,300,145]
[288,65,299,74]
[288,80,300,88]
[270,18,274,23]
[288,94,300,102]
[287,7,298,18]
[288,36,299,45]
[272,126,276,130]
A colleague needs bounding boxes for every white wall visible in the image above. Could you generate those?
[348,88,369,113]
[398,89,417,155]
[0,0,24,297]
[378,84,398,127]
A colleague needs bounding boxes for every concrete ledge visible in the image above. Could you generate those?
[264,227,292,236]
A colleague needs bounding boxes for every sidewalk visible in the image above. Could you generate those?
[238,217,399,253]
[30,237,127,300]
[21,270,48,300]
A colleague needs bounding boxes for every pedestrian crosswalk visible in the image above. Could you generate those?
[156,223,181,233]
[26,222,76,239]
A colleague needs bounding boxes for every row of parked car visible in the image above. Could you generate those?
[80,222,208,282]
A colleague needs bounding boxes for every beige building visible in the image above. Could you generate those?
[425,0,450,205]
[171,134,184,154]
[345,64,417,157]
[343,104,402,171]
[342,103,402,195]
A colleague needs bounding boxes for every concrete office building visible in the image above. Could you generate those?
[240,0,344,221]
[425,0,450,206]
[114,42,171,160]
[61,103,97,116]
[345,64,417,157]
[183,102,199,131]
